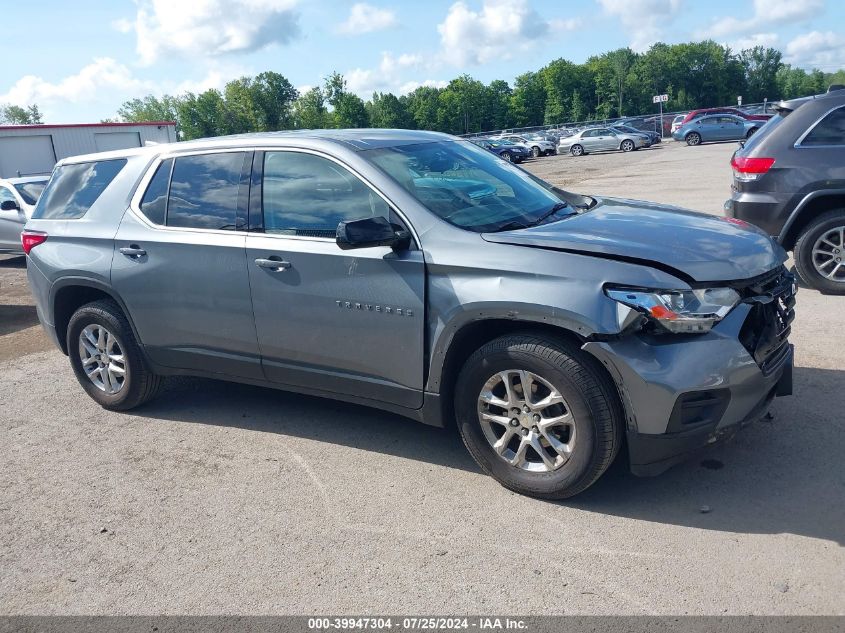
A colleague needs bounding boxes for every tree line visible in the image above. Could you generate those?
[4,41,843,137]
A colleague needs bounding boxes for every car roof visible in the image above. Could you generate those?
[57,129,457,166]
[775,88,845,113]
[0,175,50,184]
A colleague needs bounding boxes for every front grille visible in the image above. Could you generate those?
[738,268,796,372]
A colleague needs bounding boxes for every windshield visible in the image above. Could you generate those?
[365,140,569,232]
[13,181,47,205]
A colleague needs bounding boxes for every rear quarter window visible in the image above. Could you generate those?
[33,159,127,220]
[801,106,845,146]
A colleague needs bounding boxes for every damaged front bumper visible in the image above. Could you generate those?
[583,300,794,476]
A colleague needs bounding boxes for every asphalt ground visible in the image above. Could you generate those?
[1,140,842,615]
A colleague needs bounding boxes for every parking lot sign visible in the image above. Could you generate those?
[652,94,668,103]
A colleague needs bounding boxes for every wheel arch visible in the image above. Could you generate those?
[779,191,845,250]
[50,278,142,356]
[426,311,607,421]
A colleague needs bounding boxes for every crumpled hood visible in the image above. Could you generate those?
[482,197,787,282]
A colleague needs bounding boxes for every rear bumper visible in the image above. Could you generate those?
[583,304,794,476]
[724,191,791,240]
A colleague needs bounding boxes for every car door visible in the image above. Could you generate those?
[0,186,26,251]
[579,130,599,151]
[111,150,263,379]
[725,116,746,140]
[594,128,617,151]
[245,150,426,409]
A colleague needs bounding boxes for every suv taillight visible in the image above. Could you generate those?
[731,155,775,182]
[21,230,47,254]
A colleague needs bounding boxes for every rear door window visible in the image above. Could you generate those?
[33,159,127,220]
[802,107,845,146]
[166,152,247,230]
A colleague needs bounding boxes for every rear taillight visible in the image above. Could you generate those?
[731,155,775,182]
[21,230,47,255]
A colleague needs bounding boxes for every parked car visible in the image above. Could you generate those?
[0,176,49,254]
[24,130,794,499]
[471,138,530,163]
[671,114,687,135]
[673,114,760,146]
[610,125,656,146]
[726,87,845,294]
[495,134,556,157]
[680,107,771,127]
[558,127,647,156]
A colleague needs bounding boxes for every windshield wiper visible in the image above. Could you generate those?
[491,220,530,232]
[527,201,570,227]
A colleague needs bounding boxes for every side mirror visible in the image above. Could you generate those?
[336,216,410,251]
[0,200,20,211]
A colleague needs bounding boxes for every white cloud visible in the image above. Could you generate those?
[336,3,398,35]
[398,79,449,95]
[0,58,153,108]
[700,0,824,38]
[729,32,779,51]
[785,30,845,70]
[111,18,133,34]
[437,0,569,66]
[121,0,300,66]
[597,0,682,52]
[346,52,428,96]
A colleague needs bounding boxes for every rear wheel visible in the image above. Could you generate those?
[454,334,623,499]
[620,139,635,152]
[685,132,701,146]
[67,299,162,410]
[570,144,584,157]
[794,210,845,294]
[746,128,758,139]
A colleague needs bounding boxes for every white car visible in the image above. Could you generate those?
[0,176,49,254]
[494,134,556,158]
[671,114,687,135]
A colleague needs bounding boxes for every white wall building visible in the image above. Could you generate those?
[0,121,177,178]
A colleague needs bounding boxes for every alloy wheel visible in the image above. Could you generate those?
[811,226,845,282]
[78,324,127,394]
[477,369,576,473]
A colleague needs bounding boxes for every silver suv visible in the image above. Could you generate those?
[24,130,795,499]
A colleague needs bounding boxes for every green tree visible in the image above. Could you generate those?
[404,86,442,131]
[367,92,414,128]
[509,72,545,127]
[175,90,226,140]
[1,103,43,124]
[293,87,330,129]
[740,46,783,103]
[484,80,513,130]
[436,75,487,134]
[249,71,298,131]
[333,93,370,128]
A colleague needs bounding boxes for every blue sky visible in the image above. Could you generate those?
[2,0,843,123]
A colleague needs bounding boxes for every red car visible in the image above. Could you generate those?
[680,107,771,126]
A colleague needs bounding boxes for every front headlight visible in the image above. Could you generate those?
[605,286,741,334]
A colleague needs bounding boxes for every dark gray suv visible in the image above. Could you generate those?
[23,130,795,499]
[726,87,845,293]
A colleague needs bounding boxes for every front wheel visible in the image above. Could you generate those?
[620,139,635,152]
[794,210,845,294]
[501,151,512,162]
[685,132,701,146]
[454,334,623,499]
[531,146,540,158]
[67,299,162,410]
[570,144,584,157]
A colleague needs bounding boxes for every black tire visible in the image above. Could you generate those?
[67,299,162,410]
[620,139,635,152]
[746,127,758,139]
[501,151,512,162]
[685,132,701,146]
[531,146,541,158]
[544,149,554,156]
[570,144,584,157]
[794,210,845,295]
[454,334,624,499]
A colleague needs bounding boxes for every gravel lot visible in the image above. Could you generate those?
[1,141,843,615]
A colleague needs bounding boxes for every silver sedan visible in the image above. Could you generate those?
[558,127,647,156]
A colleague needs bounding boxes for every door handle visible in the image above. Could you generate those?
[119,245,146,258]
[255,257,291,272]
